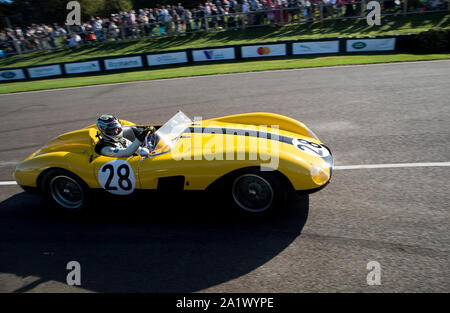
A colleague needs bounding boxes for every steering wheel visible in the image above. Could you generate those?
[145,130,157,151]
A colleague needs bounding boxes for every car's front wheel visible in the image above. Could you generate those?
[41,169,88,214]
[230,170,287,216]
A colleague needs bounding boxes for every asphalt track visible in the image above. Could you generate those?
[0,60,449,293]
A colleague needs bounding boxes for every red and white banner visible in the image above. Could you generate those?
[241,44,287,58]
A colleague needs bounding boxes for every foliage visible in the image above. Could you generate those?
[2,0,134,25]
[132,0,204,9]
[400,28,450,53]
[412,28,450,53]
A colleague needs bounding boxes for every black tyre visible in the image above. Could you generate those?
[230,169,287,216]
[41,169,89,215]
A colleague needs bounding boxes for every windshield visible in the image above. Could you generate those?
[149,111,193,156]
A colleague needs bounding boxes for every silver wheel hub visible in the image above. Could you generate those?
[49,175,84,210]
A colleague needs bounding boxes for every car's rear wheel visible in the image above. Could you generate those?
[41,169,88,214]
[230,170,287,216]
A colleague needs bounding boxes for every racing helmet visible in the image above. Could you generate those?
[96,115,123,142]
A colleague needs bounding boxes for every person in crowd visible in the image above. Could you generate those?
[301,0,312,21]
[425,0,443,10]
[241,0,249,28]
[148,10,157,35]
[108,21,120,39]
[217,4,226,27]
[184,9,193,32]
[68,33,81,48]
[192,8,200,30]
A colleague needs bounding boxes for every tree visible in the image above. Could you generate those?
[3,0,133,26]
[35,0,69,24]
[105,0,133,14]
[133,0,203,9]
[80,0,107,18]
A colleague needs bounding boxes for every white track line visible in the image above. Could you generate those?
[0,181,17,185]
[0,59,448,97]
[334,162,450,170]
[1,161,449,186]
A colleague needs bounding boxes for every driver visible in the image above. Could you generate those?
[95,114,154,157]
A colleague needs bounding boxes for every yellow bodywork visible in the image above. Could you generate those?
[14,112,333,193]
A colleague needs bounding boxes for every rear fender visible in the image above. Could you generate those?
[212,112,319,140]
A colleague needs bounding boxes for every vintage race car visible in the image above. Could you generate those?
[14,111,333,215]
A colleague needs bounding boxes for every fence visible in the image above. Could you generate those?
[0,35,407,82]
[1,0,449,57]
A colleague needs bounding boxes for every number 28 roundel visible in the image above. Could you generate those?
[292,138,330,158]
[98,160,136,195]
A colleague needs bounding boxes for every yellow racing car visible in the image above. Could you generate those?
[14,111,333,215]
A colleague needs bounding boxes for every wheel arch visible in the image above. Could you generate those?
[37,167,89,192]
[206,166,295,192]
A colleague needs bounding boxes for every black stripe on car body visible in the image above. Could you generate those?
[187,126,334,176]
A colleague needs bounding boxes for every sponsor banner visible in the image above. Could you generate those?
[104,56,143,70]
[0,69,26,81]
[241,44,287,58]
[293,41,339,55]
[192,48,236,62]
[147,52,188,66]
[27,65,62,78]
[346,38,396,52]
[65,61,101,74]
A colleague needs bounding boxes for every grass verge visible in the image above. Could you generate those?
[0,12,449,69]
[0,53,448,94]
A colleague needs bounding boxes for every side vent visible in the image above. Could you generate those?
[157,176,185,193]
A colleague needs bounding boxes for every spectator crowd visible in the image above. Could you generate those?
[0,0,447,57]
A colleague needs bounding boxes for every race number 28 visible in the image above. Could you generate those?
[98,160,135,195]
[292,138,330,157]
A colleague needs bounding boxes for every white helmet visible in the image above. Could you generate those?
[96,115,123,142]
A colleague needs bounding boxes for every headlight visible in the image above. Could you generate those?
[310,165,330,185]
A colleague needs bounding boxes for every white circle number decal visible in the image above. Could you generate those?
[98,160,135,195]
[292,138,330,157]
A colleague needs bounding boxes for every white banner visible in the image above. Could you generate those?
[27,65,62,78]
[104,56,143,70]
[0,69,26,81]
[65,61,101,74]
[293,41,339,55]
[147,52,188,66]
[241,44,287,58]
[193,48,235,62]
[346,38,396,52]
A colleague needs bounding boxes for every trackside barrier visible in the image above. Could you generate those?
[0,35,406,83]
